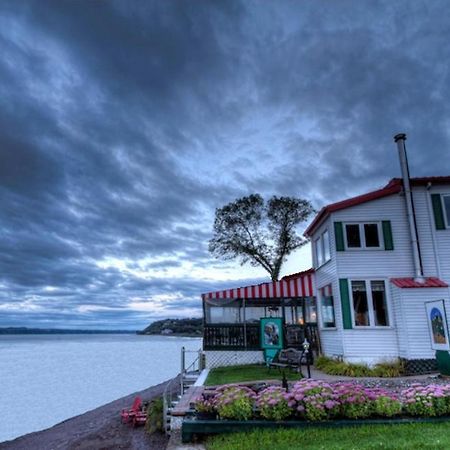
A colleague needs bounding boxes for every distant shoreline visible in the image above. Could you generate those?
[138,332,202,338]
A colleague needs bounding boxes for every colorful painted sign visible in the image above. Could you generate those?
[425,300,450,351]
[260,317,283,350]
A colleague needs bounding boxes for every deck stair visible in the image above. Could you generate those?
[163,347,204,435]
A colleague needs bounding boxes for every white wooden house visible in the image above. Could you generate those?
[201,134,450,374]
[305,135,450,374]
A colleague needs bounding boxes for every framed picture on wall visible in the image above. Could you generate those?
[425,300,450,351]
[260,317,283,350]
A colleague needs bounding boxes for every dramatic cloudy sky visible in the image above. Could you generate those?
[1,1,450,329]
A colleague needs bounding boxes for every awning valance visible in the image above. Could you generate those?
[201,269,315,301]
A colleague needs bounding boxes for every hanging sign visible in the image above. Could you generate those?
[260,317,283,350]
[425,300,450,351]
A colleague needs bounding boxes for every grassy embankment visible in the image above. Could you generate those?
[205,364,302,386]
[206,422,450,449]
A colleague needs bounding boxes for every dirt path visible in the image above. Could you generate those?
[0,377,178,450]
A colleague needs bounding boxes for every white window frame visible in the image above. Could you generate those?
[442,194,450,229]
[318,284,336,330]
[344,222,382,250]
[314,229,331,268]
[349,279,391,328]
[315,238,323,267]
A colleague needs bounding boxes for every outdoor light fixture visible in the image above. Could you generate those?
[302,338,311,378]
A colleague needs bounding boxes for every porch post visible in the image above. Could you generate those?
[243,297,247,348]
[281,298,286,348]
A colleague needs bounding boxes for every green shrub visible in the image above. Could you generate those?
[145,397,164,434]
[215,385,256,420]
[257,386,292,421]
[315,356,404,378]
[373,396,402,417]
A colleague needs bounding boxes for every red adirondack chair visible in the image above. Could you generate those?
[132,409,147,427]
[121,396,142,424]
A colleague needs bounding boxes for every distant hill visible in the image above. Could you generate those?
[0,327,135,335]
[138,318,203,337]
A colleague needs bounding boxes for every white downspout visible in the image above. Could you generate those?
[394,133,424,282]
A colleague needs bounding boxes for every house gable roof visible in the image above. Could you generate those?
[304,176,450,237]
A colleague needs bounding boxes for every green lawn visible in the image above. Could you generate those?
[205,364,302,386]
[206,422,450,449]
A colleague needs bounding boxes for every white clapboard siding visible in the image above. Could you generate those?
[396,287,450,359]
[342,328,399,364]
[332,194,415,279]
[390,285,408,357]
[313,217,344,356]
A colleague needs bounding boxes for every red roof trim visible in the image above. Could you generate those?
[390,277,448,289]
[304,176,450,237]
[281,268,315,281]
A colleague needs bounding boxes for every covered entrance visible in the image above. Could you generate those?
[201,270,320,354]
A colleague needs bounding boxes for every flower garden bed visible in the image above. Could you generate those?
[182,380,450,443]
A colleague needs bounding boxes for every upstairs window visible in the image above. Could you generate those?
[344,223,381,249]
[315,229,331,267]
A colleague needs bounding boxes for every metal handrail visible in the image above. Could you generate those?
[163,346,203,435]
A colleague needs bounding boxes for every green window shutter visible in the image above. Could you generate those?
[382,221,394,250]
[334,222,345,251]
[339,279,352,330]
[431,194,445,230]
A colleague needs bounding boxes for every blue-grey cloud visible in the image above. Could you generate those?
[0,0,450,329]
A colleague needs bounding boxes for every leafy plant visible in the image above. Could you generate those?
[257,386,292,421]
[373,395,402,417]
[194,393,217,415]
[315,356,404,378]
[285,380,340,421]
[145,397,164,434]
[215,385,256,420]
[402,384,450,417]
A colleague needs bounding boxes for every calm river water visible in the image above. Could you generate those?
[0,334,202,443]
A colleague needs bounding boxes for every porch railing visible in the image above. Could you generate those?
[203,324,260,350]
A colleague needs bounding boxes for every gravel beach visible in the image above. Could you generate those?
[0,377,177,450]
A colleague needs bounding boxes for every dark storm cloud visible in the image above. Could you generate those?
[1,0,450,328]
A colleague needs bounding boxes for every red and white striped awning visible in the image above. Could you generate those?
[201,269,315,301]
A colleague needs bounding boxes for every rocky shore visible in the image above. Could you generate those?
[0,377,177,450]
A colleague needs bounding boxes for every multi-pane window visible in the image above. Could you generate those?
[319,285,335,328]
[350,280,389,327]
[345,223,381,249]
[315,229,331,267]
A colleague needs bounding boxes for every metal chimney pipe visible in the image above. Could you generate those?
[393,133,424,282]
